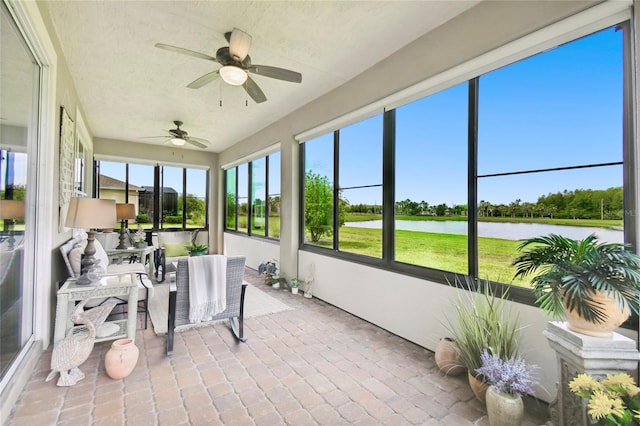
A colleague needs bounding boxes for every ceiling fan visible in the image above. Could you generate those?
[142,121,209,149]
[155,28,302,104]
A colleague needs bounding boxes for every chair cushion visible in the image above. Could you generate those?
[162,242,189,257]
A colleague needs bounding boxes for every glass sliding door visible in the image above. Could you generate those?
[0,3,40,380]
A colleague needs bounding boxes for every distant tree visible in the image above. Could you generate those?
[178,194,205,221]
[268,196,280,215]
[305,171,337,242]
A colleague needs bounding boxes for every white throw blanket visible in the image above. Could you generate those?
[188,255,227,323]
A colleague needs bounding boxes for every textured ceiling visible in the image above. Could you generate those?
[43,1,479,153]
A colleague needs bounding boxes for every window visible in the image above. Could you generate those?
[225,168,237,230]
[303,133,334,248]
[224,151,281,240]
[128,163,154,228]
[161,166,183,229]
[186,168,207,228]
[251,158,266,236]
[477,27,623,286]
[301,23,632,295]
[0,2,41,380]
[268,152,281,238]
[395,83,468,273]
[96,161,208,231]
[237,163,248,233]
[339,115,383,258]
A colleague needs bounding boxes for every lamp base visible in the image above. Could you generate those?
[116,222,128,249]
[75,274,93,285]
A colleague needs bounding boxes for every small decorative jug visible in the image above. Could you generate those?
[105,338,139,379]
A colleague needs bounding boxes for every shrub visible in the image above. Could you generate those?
[164,215,182,224]
[136,213,149,223]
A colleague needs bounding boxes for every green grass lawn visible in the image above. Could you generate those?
[308,226,531,287]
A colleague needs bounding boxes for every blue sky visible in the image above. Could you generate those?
[306,26,623,207]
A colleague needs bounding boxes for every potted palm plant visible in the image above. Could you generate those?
[512,233,640,337]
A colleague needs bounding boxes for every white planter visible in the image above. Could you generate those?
[291,287,298,294]
[485,385,523,426]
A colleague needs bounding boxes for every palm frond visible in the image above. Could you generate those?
[513,233,640,323]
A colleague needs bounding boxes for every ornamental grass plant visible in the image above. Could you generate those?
[443,278,522,378]
[569,373,640,426]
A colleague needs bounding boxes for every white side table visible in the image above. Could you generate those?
[106,245,155,276]
[54,274,138,345]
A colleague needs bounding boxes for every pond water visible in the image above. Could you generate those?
[344,219,624,243]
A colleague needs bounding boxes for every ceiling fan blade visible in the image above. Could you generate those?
[187,71,220,89]
[140,135,170,139]
[155,43,218,62]
[229,28,251,62]
[243,76,267,103]
[186,136,209,144]
[247,65,302,83]
[185,138,208,149]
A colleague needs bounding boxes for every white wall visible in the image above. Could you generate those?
[223,232,280,273]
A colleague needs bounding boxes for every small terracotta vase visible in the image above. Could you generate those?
[485,385,524,426]
[434,338,465,376]
[105,339,139,379]
[468,372,489,402]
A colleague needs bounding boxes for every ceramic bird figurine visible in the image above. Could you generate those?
[46,296,117,386]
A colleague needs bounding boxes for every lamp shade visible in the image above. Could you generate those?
[171,137,186,146]
[65,197,116,229]
[219,65,248,86]
[0,200,25,219]
[116,203,136,220]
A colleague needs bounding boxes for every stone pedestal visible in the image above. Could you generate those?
[543,321,640,426]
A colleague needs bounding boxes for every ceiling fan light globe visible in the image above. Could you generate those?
[171,137,186,146]
[220,65,248,86]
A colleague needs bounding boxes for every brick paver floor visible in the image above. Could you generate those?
[7,268,549,425]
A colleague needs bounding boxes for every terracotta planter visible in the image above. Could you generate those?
[485,385,524,426]
[468,372,489,402]
[434,338,465,376]
[564,290,630,338]
[105,339,139,379]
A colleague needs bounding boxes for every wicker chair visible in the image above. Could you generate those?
[167,255,246,356]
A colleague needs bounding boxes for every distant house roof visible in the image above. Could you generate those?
[141,185,177,195]
[98,174,143,191]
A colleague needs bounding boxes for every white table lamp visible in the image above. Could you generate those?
[65,197,116,283]
[115,203,136,249]
[1,199,25,250]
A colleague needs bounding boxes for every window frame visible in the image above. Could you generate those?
[94,161,209,232]
[223,152,281,242]
[299,19,636,311]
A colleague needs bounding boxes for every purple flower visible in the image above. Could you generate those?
[475,349,539,397]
